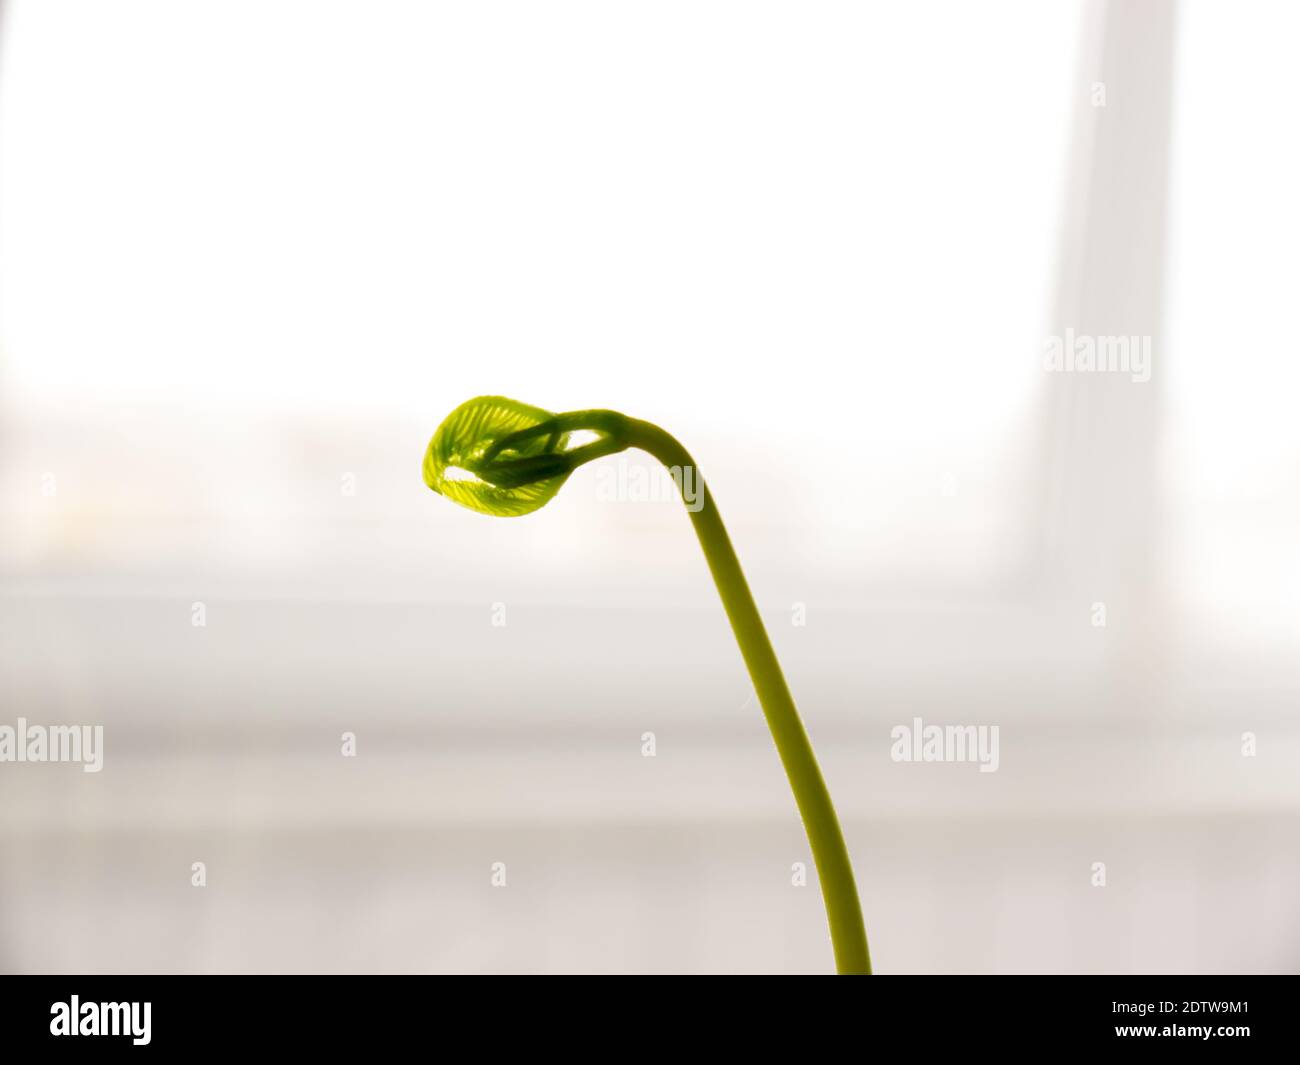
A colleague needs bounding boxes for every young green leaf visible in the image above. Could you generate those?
[422,396,573,517]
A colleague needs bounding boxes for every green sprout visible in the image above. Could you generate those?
[423,396,871,974]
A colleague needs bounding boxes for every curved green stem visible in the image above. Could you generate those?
[625,417,871,975]
[466,406,871,972]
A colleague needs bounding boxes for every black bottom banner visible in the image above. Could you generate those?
[0,975,1289,1053]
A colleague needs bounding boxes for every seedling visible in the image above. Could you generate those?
[423,396,871,974]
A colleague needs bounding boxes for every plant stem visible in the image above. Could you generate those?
[625,417,872,975]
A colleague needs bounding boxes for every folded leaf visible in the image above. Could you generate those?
[422,396,572,517]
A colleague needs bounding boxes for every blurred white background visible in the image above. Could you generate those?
[0,0,1297,973]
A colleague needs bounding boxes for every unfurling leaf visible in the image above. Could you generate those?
[422,396,572,517]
